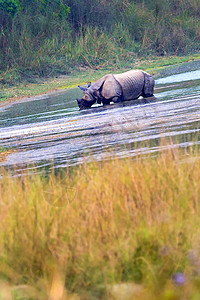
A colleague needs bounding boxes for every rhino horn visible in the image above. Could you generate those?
[78,85,87,91]
[87,82,91,88]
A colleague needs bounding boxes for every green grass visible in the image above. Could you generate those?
[1,53,200,105]
[1,146,200,299]
[0,146,12,153]
[135,53,200,72]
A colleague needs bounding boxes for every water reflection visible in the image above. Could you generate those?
[156,69,200,84]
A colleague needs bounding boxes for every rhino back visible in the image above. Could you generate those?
[114,70,145,100]
[89,75,108,93]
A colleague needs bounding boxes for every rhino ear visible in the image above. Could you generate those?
[78,85,87,91]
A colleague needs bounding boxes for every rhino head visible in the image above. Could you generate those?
[77,82,96,110]
[76,98,95,110]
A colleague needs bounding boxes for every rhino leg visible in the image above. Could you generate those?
[102,98,111,106]
[142,72,155,97]
[112,96,123,103]
[102,96,122,105]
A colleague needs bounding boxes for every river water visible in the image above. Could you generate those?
[0,61,200,173]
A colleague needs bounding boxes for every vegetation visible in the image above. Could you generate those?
[0,0,200,86]
[0,147,200,299]
[1,2,200,299]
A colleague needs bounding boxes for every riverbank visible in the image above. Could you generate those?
[1,53,200,107]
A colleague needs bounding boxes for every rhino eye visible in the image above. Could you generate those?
[85,94,90,100]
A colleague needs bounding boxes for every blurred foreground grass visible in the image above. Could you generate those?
[1,146,200,299]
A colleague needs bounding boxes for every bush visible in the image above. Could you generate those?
[0,0,200,81]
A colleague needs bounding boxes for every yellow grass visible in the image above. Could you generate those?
[0,147,200,299]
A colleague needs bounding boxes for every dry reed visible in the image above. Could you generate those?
[0,147,200,299]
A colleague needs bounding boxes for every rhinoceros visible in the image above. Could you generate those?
[76,69,155,110]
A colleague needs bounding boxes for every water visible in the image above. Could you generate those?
[0,61,200,172]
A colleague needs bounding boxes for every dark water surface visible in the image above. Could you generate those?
[0,61,200,172]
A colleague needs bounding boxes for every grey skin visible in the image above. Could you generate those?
[76,70,155,110]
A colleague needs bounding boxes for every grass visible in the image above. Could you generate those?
[0,148,17,162]
[1,146,200,299]
[1,53,200,105]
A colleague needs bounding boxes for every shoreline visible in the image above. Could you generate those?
[1,53,200,109]
[0,88,69,109]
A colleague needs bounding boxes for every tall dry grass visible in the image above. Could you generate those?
[1,148,200,299]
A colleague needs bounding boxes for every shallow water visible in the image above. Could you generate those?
[0,61,200,173]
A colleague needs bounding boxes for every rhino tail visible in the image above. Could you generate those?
[142,72,155,97]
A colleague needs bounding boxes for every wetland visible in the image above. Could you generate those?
[0,60,200,173]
